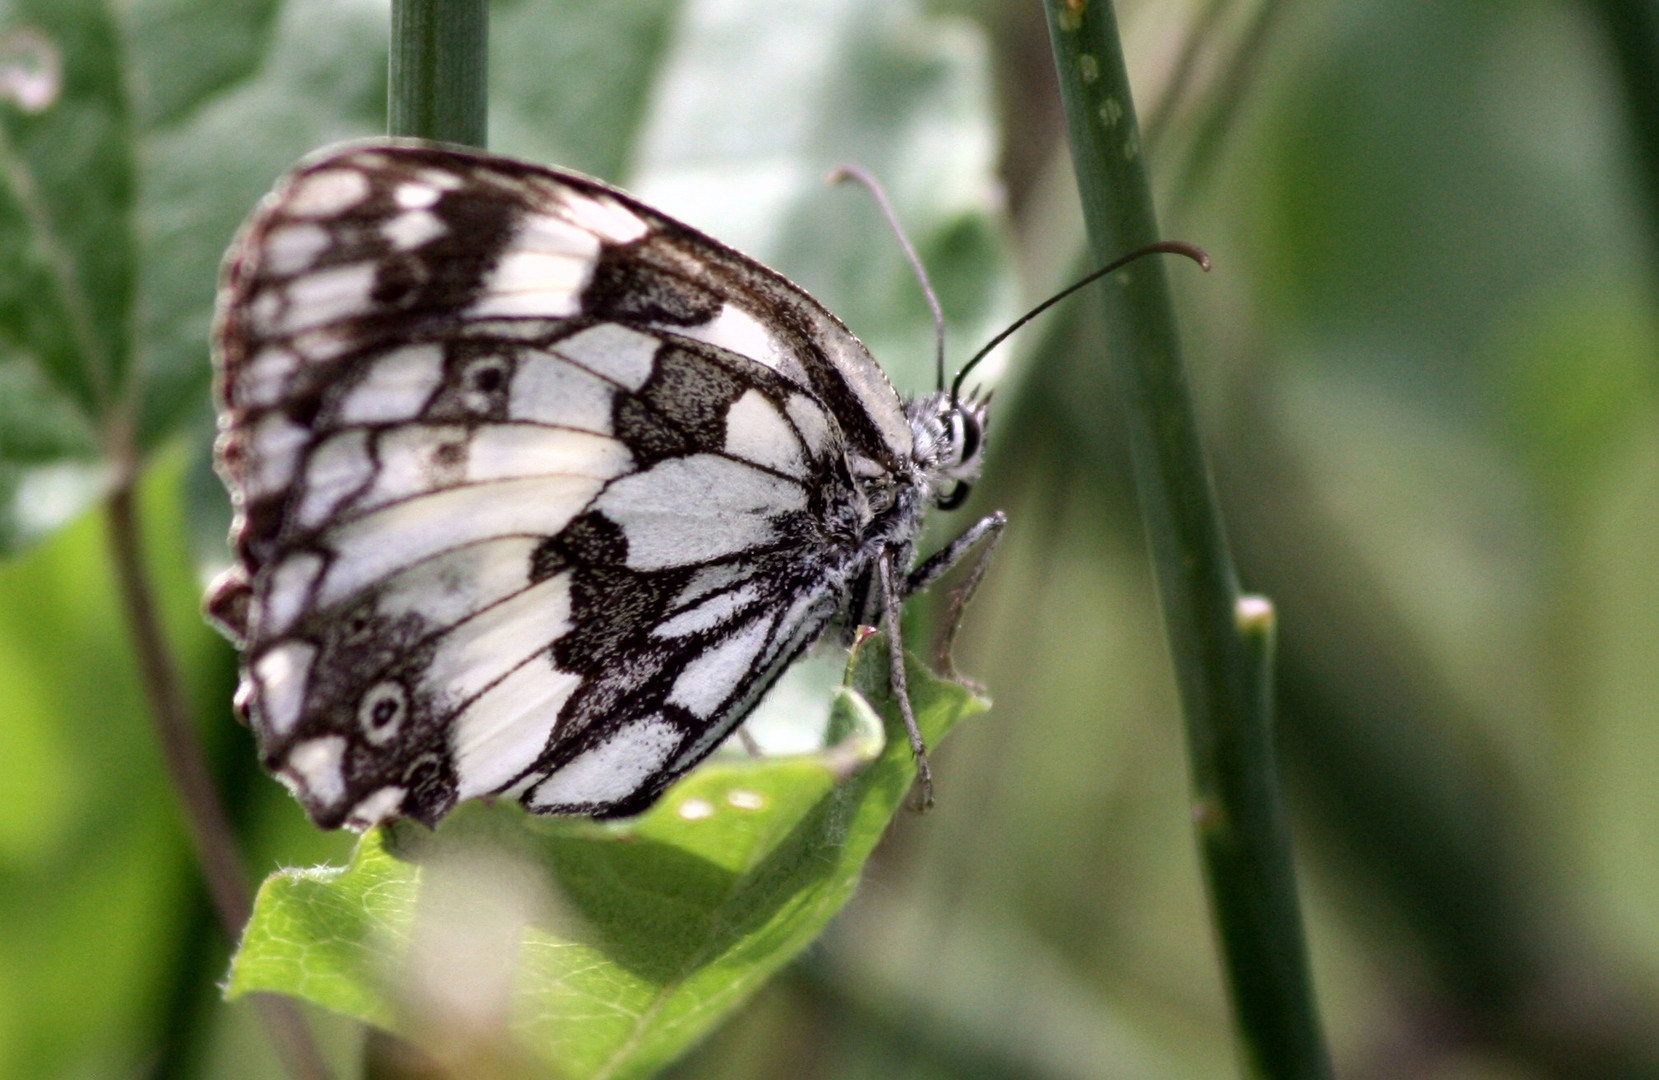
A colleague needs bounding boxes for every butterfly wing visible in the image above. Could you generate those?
[210,142,907,827]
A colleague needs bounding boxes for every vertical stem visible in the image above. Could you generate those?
[388,0,488,146]
[104,456,335,1080]
[105,477,251,938]
[1040,3,1331,1078]
[1205,597,1329,1080]
[375,6,486,1075]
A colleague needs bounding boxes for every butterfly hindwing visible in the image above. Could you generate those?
[210,143,923,827]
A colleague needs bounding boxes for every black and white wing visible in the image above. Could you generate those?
[209,142,914,828]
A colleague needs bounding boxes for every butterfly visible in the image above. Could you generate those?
[206,140,1004,830]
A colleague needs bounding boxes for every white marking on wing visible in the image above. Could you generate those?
[785,394,835,459]
[467,426,632,482]
[516,212,602,258]
[292,326,353,362]
[262,551,324,636]
[724,389,806,477]
[372,536,539,627]
[670,613,819,773]
[238,347,299,408]
[296,429,372,529]
[668,598,832,771]
[344,151,392,170]
[554,323,659,390]
[249,412,309,499]
[285,735,346,806]
[452,657,583,800]
[416,168,464,191]
[249,289,281,333]
[667,614,774,717]
[383,208,445,250]
[669,304,796,375]
[848,452,887,479]
[471,250,591,318]
[263,222,331,275]
[509,350,616,434]
[674,561,760,607]
[279,261,378,334]
[595,454,806,570]
[528,714,682,809]
[360,424,465,508]
[554,190,649,244]
[463,319,563,341]
[345,785,406,829]
[254,640,316,736]
[285,168,370,217]
[355,425,630,514]
[394,181,441,209]
[654,580,762,638]
[466,209,607,318]
[334,343,445,424]
[424,571,573,703]
[318,475,606,604]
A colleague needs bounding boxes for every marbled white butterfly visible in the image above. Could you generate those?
[207,141,1004,830]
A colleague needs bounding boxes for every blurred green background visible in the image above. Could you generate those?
[1,0,1657,1076]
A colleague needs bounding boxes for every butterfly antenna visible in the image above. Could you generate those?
[951,241,1212,401]
[829,165,948,393]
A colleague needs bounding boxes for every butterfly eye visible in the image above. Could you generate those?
[957,409,982,466]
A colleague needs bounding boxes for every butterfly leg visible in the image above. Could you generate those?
[879,550,934,811]
[908,511,1006,672]
[906,510,1006,595]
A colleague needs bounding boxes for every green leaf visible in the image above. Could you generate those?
[230,643,983,1079]
[128,0,284,129]
[0,351,100,552]
[134,0,394,456]
[0,1,135,422]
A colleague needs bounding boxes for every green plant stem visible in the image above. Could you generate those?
[371,7,490,1076]
[388,0,488,146]
[1040,4,1330,1079]
[104,451,335,1080]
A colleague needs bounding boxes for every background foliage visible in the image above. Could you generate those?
[0,0,1656,1077]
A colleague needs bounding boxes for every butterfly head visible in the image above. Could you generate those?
[910,388,990,512]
